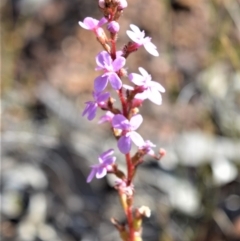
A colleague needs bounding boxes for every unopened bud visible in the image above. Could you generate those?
[117,0,128,10]
[98,0,105,8]
[131,98,144,108]
[137,206,151,218]
[159,148,166,157]
[107,21,120,33]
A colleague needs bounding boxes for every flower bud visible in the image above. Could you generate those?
[117,0,128,10]
[159,148,166,157]
[137,206,151,218]
[107,21,120,33]
[98,0,105,8]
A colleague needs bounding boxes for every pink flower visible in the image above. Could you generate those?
[87,149,116,183]
[139,140,156,156]
[112,114,144,154]
[94,51,126,92]
[78,17,107,38]
[82,91,110,121]
[129,67,165,105]
[126,24,159,56]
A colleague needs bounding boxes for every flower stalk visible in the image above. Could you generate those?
[79,1,165,240]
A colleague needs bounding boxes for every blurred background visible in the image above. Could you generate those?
[1,0,240,240]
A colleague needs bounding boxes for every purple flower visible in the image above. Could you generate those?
[78,17,107,38]
[139,140,156,156]
[98,111,114,124]
[82,91,110,120]
[112,114,144,154]
[129,67,165,105]
[94,51,126,92]
[87,149,116,183]
[126,24,159,56]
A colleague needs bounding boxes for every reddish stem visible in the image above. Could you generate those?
[126,200,134,241]
[118,88,128,117]
[110,24,135,241]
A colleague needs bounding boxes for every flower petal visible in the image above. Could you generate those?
[150,81,165,92]
[130,24,141,34]
[144,42,159,56]
[129,131,145,147]
[98,17,108,27]
[112,57,126,71]
[129,73,145,86]
[87,168,97,183]
[100,149,114,160]
[109,73,122,90]
[98,111,114,124]
[82,102,91,117]
[80,17,98,30]
[87,105,97,120]
[135,92,148,100]
[148,88,162,105]
[103,157,116,166]
[112,114,129,130]
[130,114,143,130]
[126,30,141,44]
[96,51,111,69]
[94,75,108,92]
[96,167,107,179]
[96,92,110,102]
[138,67,149,78]
[118,135,131,154]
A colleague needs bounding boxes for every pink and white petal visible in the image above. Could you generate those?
[128,73,145,85]
[144,42,159,57]
[148,88,162,105]
[138,67,149,78]
[116,50,123,57]
[118,135,131,154]
[94,75,108,92]
[109,73,122,90]
[126,30,140,43]
[129,131,145,147]
[150,81,165,92]
[78,21,89,30]
[112,57,126,71]
[129,24,141,34]
[83,17,98,29]
[87,168,97,183]
[130,114,143,130]
[96,167,107,179]
[135,92,148,100]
